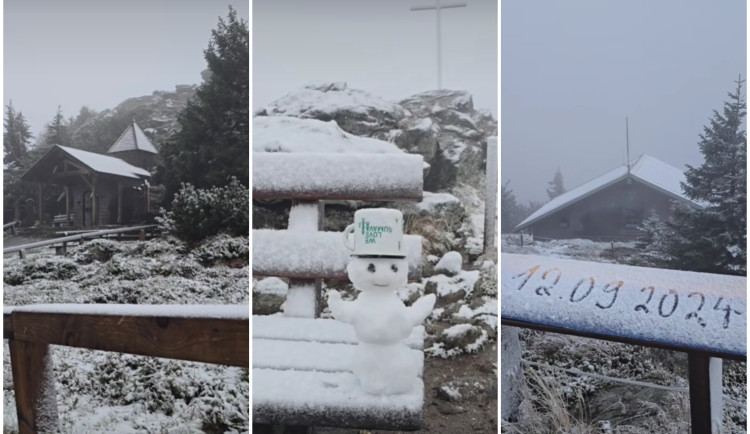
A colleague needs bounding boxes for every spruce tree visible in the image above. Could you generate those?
[3,101,32,166]
[546,167,566,200]
[160,7,249,200]
[45,105,72,147]
[667,77,747,275]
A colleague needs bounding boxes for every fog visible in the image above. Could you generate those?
[501,1,746,205]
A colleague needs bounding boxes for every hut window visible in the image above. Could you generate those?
[559,217,569,228]
[622,207,640,228]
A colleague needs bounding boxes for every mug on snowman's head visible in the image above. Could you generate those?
[343,208,405,258]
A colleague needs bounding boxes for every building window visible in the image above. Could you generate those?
[622,207,640,229]
[559,217,569,228]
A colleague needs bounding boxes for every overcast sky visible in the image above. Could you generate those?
[4,0,249,140]
[253,0,498,116]
[502,1,746,204]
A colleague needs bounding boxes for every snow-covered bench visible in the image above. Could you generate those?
[252,152,426,431]
[501,253,747,433]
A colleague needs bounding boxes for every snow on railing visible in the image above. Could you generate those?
[501,253,746,434]
[253,152,424,200]
[3,225,157,258]
[4,304,248,433]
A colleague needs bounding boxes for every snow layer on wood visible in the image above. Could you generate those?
[253,116,401,153]
[107,121,158,154]
[252,230,422,280]
[9,304,249,319]
[253,338,423,376]
[252,316,424,350]
[253,368,422,429]
[252,152,424,200]
[501,253,746,356]
[288,203,319,232]
[516,154,698,230]
[257,82,404,119]
[58,146,151,179]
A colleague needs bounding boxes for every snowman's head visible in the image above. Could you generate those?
[347,256,408,292]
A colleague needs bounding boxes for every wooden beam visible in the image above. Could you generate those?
[688,352,712,434]
[9,340,59,433]
[11,312,248,367]
[253,153,424,201]
[65,186,70,226]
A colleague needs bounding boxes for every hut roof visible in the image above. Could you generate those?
[22,145,151,183]
[515,154,700,231]
[107,121,157,154]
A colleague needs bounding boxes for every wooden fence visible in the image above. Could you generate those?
[3,224,158,258]
[4,304,249,434]
[501,253,746,434]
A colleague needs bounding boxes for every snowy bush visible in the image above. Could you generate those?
[194,234,249,266]
[4,257,79,285]
[157,177,249,244]
[72,238,127,264]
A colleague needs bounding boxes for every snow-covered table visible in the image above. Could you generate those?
[252,316,425,430]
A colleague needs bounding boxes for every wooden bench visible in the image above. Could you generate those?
[252,152,426,431]
[52,214,74,227]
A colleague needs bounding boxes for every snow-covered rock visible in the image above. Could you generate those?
[435,251,463,275]
[255,82,405,137]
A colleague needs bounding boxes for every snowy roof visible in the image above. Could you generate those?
[515,154,698,230]
[107,120,158,154]
[22,145,151,182]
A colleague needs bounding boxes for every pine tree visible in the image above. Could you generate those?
[3,101,32,167]
[45,106,72,147]
[546,167,566,200]
[667,77,747,275]
[159,7,249,200]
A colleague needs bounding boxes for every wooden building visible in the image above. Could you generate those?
[107,120,158,170]
[515,155,701,241]
[21,131,156,227]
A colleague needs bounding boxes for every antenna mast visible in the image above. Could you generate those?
[626,116,630,176]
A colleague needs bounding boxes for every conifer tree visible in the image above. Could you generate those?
[45,105,72,147]
[546,167,566,200]
[667,77,747,275]
[160,7,249,200]
[3,101,32,166]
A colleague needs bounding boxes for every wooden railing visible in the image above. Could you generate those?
[4,220,20,236]
[3,225,158,258]
[501,253,746,434]
[4,304,249,434]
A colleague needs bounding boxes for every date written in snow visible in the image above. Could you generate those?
[511,265,743,330]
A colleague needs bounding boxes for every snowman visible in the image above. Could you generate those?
[328,208,436,395]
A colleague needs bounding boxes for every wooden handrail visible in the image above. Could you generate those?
[4,221,20,229]
[3,225,157,255]
[4,304,249,433]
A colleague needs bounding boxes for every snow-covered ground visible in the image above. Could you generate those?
[3,236,249,433]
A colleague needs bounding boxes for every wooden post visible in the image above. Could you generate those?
[37,184,43,225]
[9,340,59,433]
[687,352,712,434]
[91,178,97,227]
[65,186,70,227]
[117,182,123,225]
[285,201,324,318]
[483,137,498,254]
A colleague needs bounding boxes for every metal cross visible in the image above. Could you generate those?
[410,0,467,89]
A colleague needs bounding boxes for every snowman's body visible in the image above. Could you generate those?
[328,256,435,395]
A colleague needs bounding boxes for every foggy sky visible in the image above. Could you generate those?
[4,0,249,140]
[253,0,498,117]
[502,1,746,205]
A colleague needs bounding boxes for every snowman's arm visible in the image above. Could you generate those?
[407,293,436,326]
[327,290,356,324]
